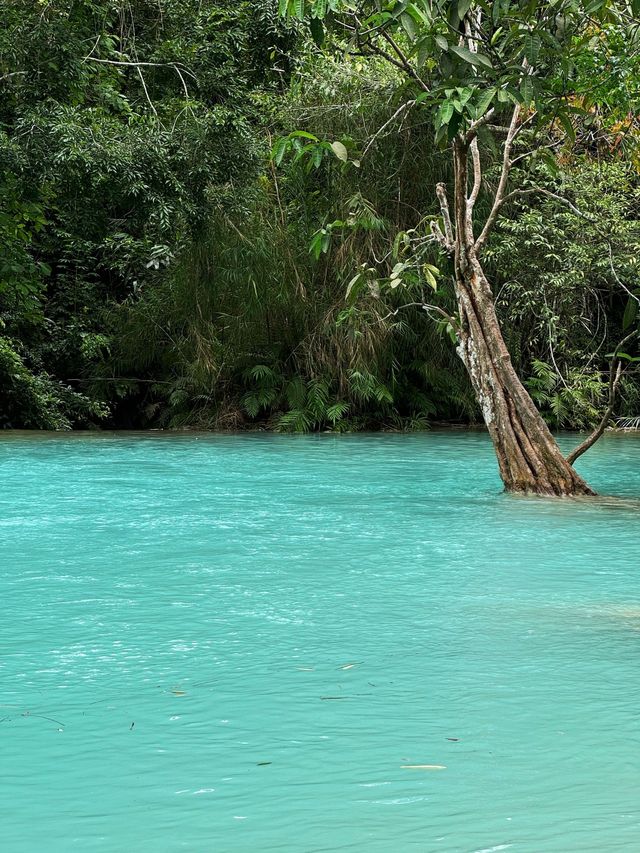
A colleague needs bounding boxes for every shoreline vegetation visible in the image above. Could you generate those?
[2,423,639,437]
[1,2,639,485]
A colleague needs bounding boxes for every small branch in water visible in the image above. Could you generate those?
[320,694,372,700]
[566,331,637,466]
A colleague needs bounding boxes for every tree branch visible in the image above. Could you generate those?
[468,137,482,208]
[362,100,415,158]
[434,182,454,252]
[608,242,640,305]
[84,56,196,82]
[0,71,27,82]
[375,28,430,92]
[430,220,451,253]
[475,103,521,251]
[499,186,598,220]
[384,302,459,332]
[566,331,637,465]
[509,136,564,167]
[465,109,496,144]
[136,66,158,119]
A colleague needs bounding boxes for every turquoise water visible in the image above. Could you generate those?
[1,431,639,853]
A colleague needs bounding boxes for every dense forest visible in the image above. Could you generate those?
[1,0,639,438]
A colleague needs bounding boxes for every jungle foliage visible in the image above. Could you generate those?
[1,1,639,432]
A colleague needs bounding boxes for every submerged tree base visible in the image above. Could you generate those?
[504,478,596,498]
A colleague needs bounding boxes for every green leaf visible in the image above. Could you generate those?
[448,0,472,25]
[523,32,542,65]
[623,297,638,331]
[607,352,637,361]
[345,273,364,303]
[309,230,325,260]
[309,17,324,47]
[416,37,431,68]
[423,266,438,290]
[447,110,463,141]
[330,140,348,162]
[272,136,288,165]
[457,0,473,20]
[400,12,417,40]
[556,111,575,144]
[538,149,560,178]
[293,0,305,20]
[406,2,431,23]
[289,130,319,141]
[520,75,533,107]
[326,401,349,424]
[435,35,448,51]
[474,87,496,119]
[449,45,493,69]
[390,262,406,280]
[437,101,454,127]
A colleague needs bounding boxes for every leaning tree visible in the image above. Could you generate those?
[279,0,639,495]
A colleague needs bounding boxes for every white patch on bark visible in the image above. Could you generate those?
[460,337,495,425]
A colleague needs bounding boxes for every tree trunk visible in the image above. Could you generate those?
[449,141,595,496]
[454,259,595,495]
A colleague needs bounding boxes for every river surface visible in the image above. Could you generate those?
[1,431,639,852]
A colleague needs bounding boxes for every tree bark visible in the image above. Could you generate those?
[449,141,595,496]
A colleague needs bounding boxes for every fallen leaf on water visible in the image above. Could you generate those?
[401,765,446,770]
[172,690,186,696]
[256,762,272,766]
[446,737,459,742]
